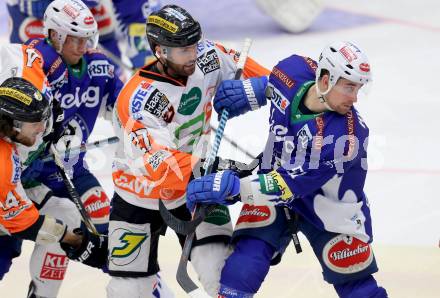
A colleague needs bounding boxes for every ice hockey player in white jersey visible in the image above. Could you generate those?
[108,4,269,297]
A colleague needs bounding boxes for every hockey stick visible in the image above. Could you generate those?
[49,143,100,236]
[209,124,255,160]
[41,136,119,162]
[175,38,253,297]
[158,38,255,235]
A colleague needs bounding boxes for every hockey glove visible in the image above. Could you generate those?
[213,76,268,118]
[186,170,240,212]
[60,227,107,269]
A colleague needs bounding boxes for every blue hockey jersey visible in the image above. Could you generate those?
[259,54,372,243]
[24,38,122,181]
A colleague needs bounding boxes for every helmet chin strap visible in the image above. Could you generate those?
[315,78,334,112]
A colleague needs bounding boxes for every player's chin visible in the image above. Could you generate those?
[182,64,196,76]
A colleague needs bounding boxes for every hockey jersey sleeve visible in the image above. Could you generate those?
[215,42,271,80]
[0,140,40,234]
[113,75,196,200]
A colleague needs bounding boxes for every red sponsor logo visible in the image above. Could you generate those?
[40,253,69,280]
[84,16,95,25]
[140,81,151,89]
[339,46,357,62]
[359,63,370,72]
[83,188,110,220]
[272,67,295,89]
[323,235,373,274]
[62,4,80,19]
[24,19,45,39]
[236,204,270,225]
[313,116,324,150]
[304,56,318,72]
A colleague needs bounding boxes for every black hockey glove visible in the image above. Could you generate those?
[60,227,108,269]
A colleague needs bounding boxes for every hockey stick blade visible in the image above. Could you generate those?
[159,199,216,235]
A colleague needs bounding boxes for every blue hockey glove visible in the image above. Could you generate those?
[213,76,268,118]
[186,170,240,212]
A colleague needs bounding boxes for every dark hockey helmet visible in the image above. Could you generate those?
[0,77,51,123]
[146,4,202,52]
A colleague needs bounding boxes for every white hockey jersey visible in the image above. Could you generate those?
[112,40,269,210]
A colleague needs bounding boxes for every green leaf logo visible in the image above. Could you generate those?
[178,87,202,115]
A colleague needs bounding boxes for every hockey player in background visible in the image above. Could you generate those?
[0,1,121,297]
[18,1,173,296]
[6,0,161,70]
[186,41,388,297]
[108,4,269,297]
[0,62,107,278]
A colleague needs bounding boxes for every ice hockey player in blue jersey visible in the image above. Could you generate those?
[6,0,161,70]
[0,0,119,297]
[186,41,388,297]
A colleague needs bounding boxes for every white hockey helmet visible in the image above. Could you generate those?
[316,41,372,95]
[43,0,99,53]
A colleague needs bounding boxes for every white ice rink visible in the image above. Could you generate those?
[0,0,439,297]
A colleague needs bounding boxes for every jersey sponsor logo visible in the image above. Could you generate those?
[267,85,289,115]
[268,171,293,201]
[197,39,215,53]
[345,111,356,158]
[322,235,374,274]
[87,60,114,78]
[111,232,148,258]
[303,56,318,72]
[129,128,152,154]
[110,227,149,268]
[144,88,175,123]
[82,187,110,224]
[0,191,30,220]
[113,172,155,196]
[57,86,101,109]
[11,150,22,184]
[174,111,205,153]
[40,253,69,280]
[19,18,44,42]
[204,205,231,226]
[196,49,220,75]
[147,150,171,171]
[178,87,202,115]
[235,204,276,229]
[313,116,324,150]
[259,173,280,194]
[272,67,295,89]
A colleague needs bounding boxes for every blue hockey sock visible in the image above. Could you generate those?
[334,275,388,298]
[220,237,274,296]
